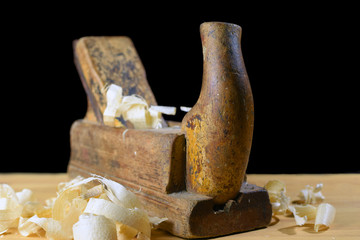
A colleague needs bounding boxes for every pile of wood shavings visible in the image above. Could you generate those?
[103,84,176,129]
[0,175,166,239]
[264,180,336,232]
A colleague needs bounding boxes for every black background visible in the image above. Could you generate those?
[2,4,358,173]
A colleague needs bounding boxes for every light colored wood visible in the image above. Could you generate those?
[0,173,359,239]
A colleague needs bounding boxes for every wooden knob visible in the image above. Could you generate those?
[181,22,254,204]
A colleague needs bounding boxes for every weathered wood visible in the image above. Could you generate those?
[68,167,271,239]
[74,36,166,127]
[68,22,272,238]
[182,22,254,204]
[68,120,185,194]
[83,98,97,122]
[68,120,271,238]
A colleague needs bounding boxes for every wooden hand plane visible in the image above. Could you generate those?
[68,22,272,238]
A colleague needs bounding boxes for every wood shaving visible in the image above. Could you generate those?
[314,203,336,232]
[288,204,317,226]
[180,106,192,112]
[298,183,325,204]
[149,106,176,116]
[264,180,290,215]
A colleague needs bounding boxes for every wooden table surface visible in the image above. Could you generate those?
[0,173,359,239]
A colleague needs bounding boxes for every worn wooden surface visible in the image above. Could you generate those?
[68,120,271,238]
[69,167,271,238]
[182,22,254,204]
[0,174,359,239]
[74,36,163,126]
[68,119,186,194]
[69,25,270,236]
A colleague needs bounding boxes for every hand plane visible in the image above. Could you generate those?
[67,21,272,238]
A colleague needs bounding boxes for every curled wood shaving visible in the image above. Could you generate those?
[73,213,117,240]
[264,180,290,215]
[298,183,325,204]
[314,203,336,232]
[84,198,151,238]
[288,204,317,226]
[103,84,123,127]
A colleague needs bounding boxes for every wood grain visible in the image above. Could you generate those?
[182,22,254,204]
[0,174,359,239]
[67,120,271,238]
[74,36,165,126]
[68,119,186,194]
